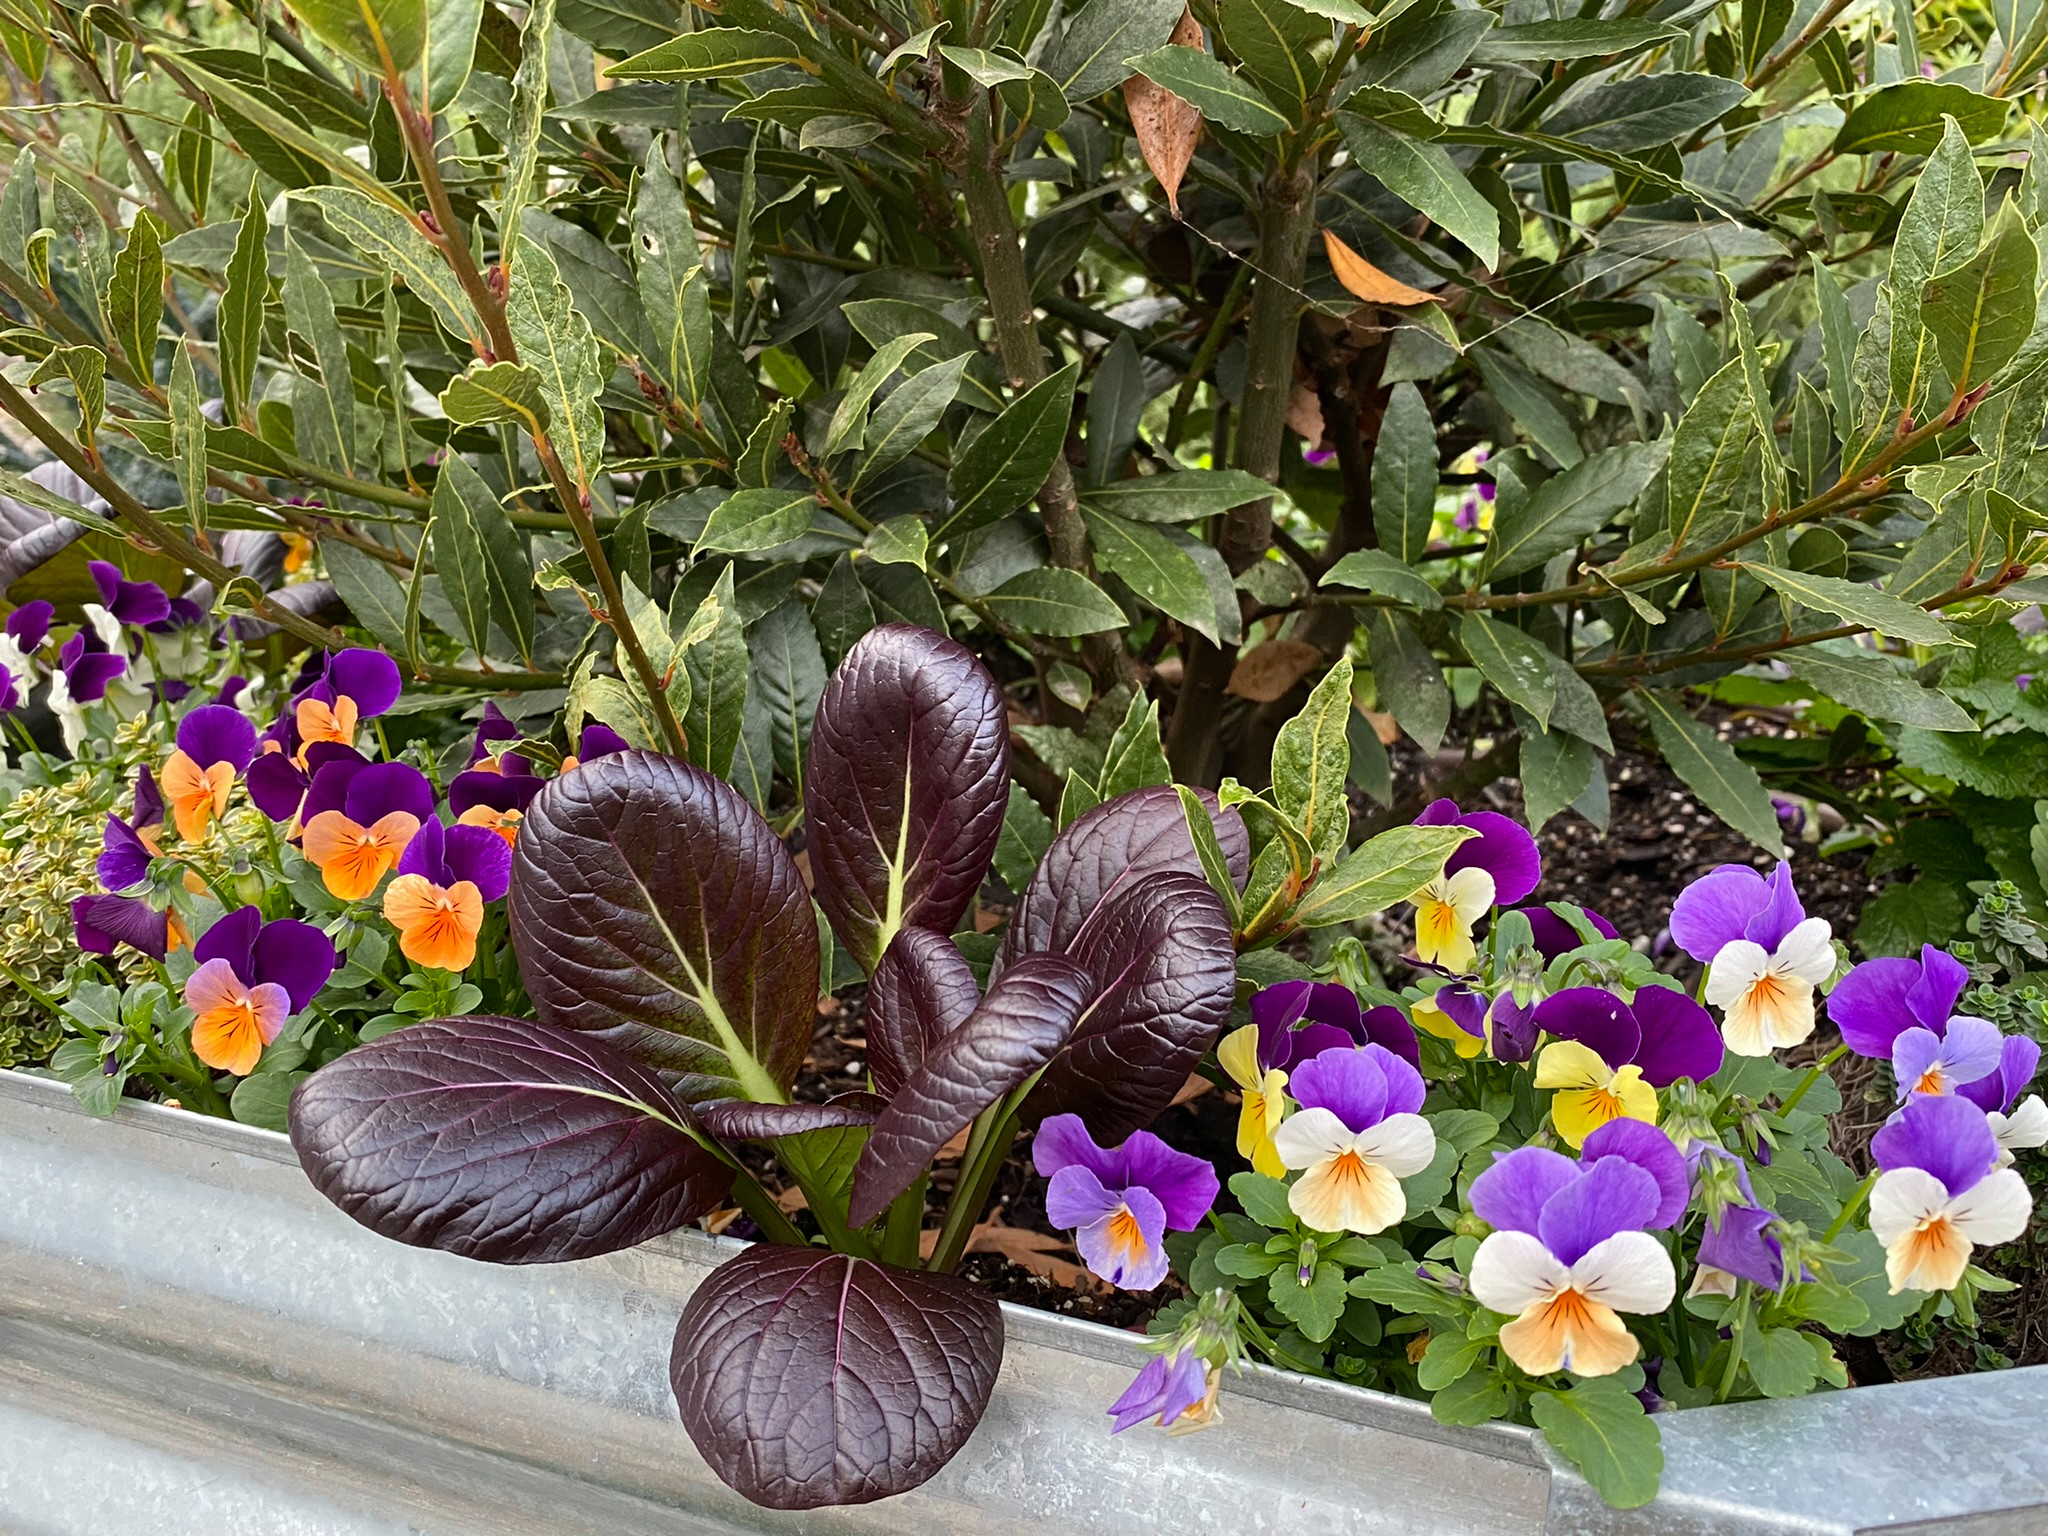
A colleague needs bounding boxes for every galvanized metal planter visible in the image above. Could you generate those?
[1,1068,2044,1536]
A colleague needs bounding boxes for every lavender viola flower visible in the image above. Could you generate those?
[292,648,403,763]
[98,766,166,893]
[1405,799,1541,971]
[1668,861,1834,1056]
[1686,1144,1785,1296]
[1219,983,1416,1176]
[1830,945,1978,1062]
[1869,1094,2033,1294]
[1960,1036,2048,1164]
[88,560,172,629]
[1033,1114,1219,1290]
[161,704,258,843]
[72,893,171,962]
[1270,1045,1436,1234]
[1107,1348,1213,1433]
[300,760,434,900]
[1890,1014,2004,1101]
[184,907,336,1077]
[1532,986,1724,1149]
[1467,1121,1687,1378]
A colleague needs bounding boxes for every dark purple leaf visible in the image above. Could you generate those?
[509,751,818,1104]
[846,954,1092,1227]
[1024,870,1237,1145]
[803,625,1009,974]
[288,1015,731,1264]
[672,1243,1002,1509]
[697,1096,882,1141]
[997,785,1248,965]
[864,926,979,1098]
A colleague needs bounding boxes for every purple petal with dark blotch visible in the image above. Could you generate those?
[1469,1145,1577,1236]
[6,599,52,649]
[1628,984,1724,1087]
[1871,1092,2001,1195]
[442,822,512,902]
[1534,987,1640,1070]
[253,918,335,1011]
[509,752,819,1104]
[1828,957,1926,1059]
[865,927,979,1100]
[343,761,435,826]
[1668,864,1767,963]
[1742,862,1805,951]
[1908,945,1969,1032]
[695,1099,880,1141]
[175,704,257,773]
[1288,1046,1390,1132]
[246,753,312,822]
[803,626,1010,974]
[290,1015,731,1262]
[194,905,261,977]
[324,648,402,716]
[72,894,167,960]
[98,815,153,892]
[1580,1118,1688,1228]
[1444,809,1541,906]
[1539,1156,1660,1267]
[1115,1129,1220,1230]
[448,768,544,817]
[847,953,1093,1227]
[669,1244,1002,1509]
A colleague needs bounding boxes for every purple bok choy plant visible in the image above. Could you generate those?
[286,625,1245,1510]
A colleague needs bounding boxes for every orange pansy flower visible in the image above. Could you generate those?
[294,695,360,764]
[161,749,236,842]
[185,957,289,1076]
[301,809,422,900]
[384,875,486,972]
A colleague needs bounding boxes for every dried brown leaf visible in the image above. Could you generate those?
[1123,9,1204,217]
[1322,229,1441,308]
[1227,639,1325,702]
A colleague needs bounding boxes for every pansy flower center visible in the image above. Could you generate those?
[1104,1205,1149,1267]
[1914,1064,1947,1096]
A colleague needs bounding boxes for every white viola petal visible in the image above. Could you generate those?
[1469,1230,1570,1316]
[1350,1112,1437,1179]
[1270,1106,1355,1171]
[1442,866,1497,926]
[1686,1263,1738,1300]
[1773,917,1836,986]
[1570,1231,1676,1316]
[1947,1167,2034,1248]
[1704,940,1770,1007]
[1753,971,1817,1051]
[1995,1095,2048,1152]
[1868,1166,1951,1249]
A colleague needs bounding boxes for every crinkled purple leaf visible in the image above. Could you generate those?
[864,926,980,1099]
[846,954,1093,1227]
[288,1015,731,1264]
[998,785,1248,966]
[671,1244,1002,1510]
[803,625,1010,974]
[509,751,818,1104]
[1022,869,1237,1145]
[697,1096,882,1142]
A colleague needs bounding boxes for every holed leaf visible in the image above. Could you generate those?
[804,625,1010,973]
[289,1015,731,1263]
[847,953,1093,1225]
[671,1244,1002,1509]
[865,926,981,1099]
[509,751,819,1103]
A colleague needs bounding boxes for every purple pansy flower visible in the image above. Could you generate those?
[1869,1094,2033,1294]
[1518,904,1620,960]
[88,560,172,629]
[246,740,364,824]
[1466,1125,1684,1378]
[292,648,403,760]
[392,814,513,902]
[1959,1036,2048,1163]
[1533,984,1725,1147]
[191,905,336,1014]
[1250,980,1421,1070]
[1891,1013,2004,1101]
[448,704,544,826]
[300,759,437,900]
[1669,862,1834,1057]
[1034,1114,1218,1291]
[1829,945,1975,1061]
[97,766,166,893]
[71,893,170,961]
[55,628,127,703]
[1407,799,1542,971]
[6,600,53,652]
[1270,1045,1436,1234]
[567,722,631,767]
[1687,1144,1785,1295]
[1108,1348,1212,1433]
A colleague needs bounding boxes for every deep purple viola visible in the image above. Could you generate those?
[1532,985,1724,1148]
[55,628,127,703]
[300,760,436,901]
[292,648,403,762]
[1518,904,1620,959]
[1034,1113,1218,1291]
[246,740,365,823]
[185,906,336,1077]
[383,816,514,973]
[6,600,52,652]
[1407,799,1541,971]
[88,560,172,629]
[72,893,171,961]
[98,766,166,893]
[565,721,631,769]
[1668,862,1834,1057]
[448,704,543,843]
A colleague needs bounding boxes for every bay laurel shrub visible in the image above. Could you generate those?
[4,0,2048,1513]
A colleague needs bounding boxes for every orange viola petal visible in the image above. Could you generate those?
[457,804,522,846]
[1322,229,1441,308]
[385,875,485,972]
[303,810,420,901]
[294,696,360,762]
[166,910,193,953]
[186,968,288,1077]
[162,750,234,843]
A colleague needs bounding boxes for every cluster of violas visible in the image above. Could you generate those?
[64,641,627,1081]
[1042,803,2047,1435]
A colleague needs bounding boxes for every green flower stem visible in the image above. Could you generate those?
[1715,1280,1754,1402]
[1778,1043,1849,1117]
[1825,1171,1881,1245]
